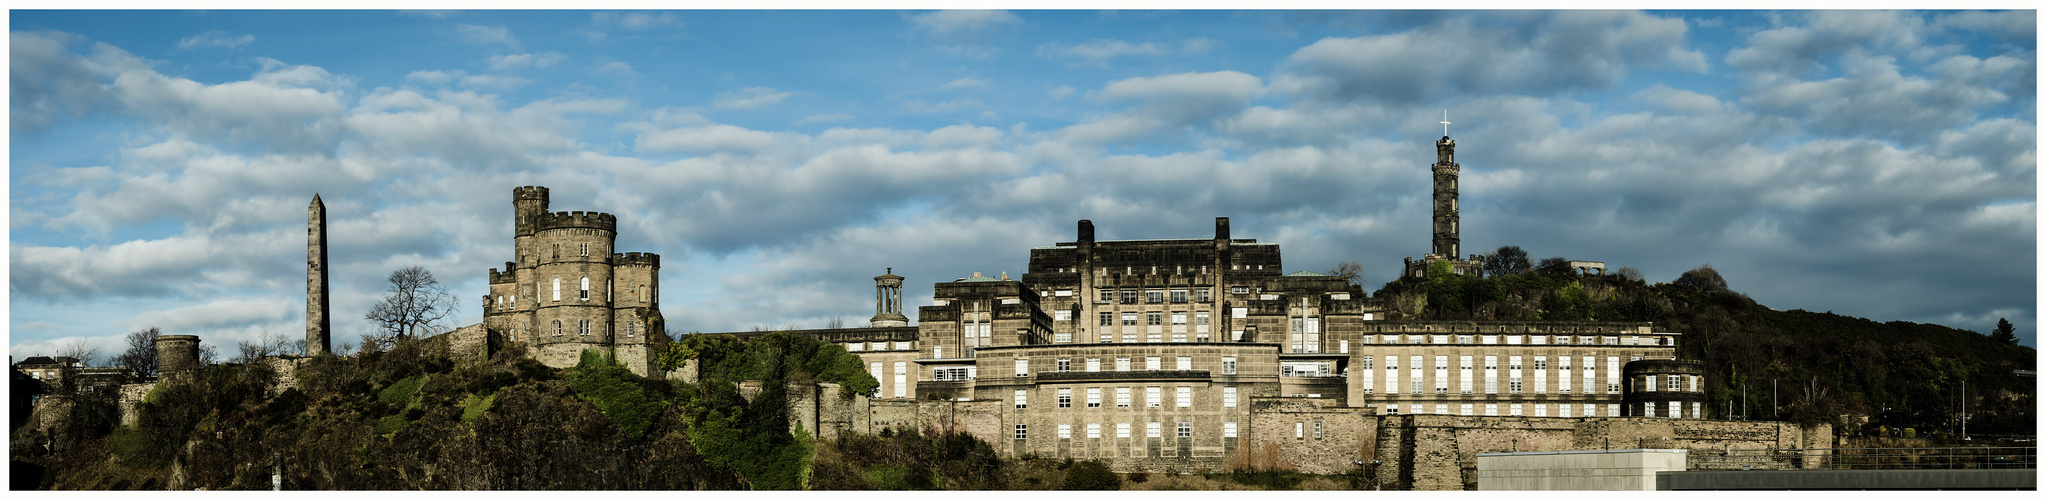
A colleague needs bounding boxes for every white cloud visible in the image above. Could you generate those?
[593,12,678,31]
[405,70,456,84]
[595,60,636,76]
[487,52,568,70]
[454,24,518,47]
[176,31,254,50]
[635,124,783,152]
[1037,39,1166,67]
[939,77,989,91]
[1275,11,1704,104]
[902,98,983,114]
[796,113,854,125]
[1048,85,1075,100]
[124,297,296,334]
[910,10,1021,36]
[1726,11,1926,78]
[459,74,530,90]
[712,87,796,110]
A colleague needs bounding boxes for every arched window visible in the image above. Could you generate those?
[580,277,590,300]
[552,279,561,302]
[553,320,562,336]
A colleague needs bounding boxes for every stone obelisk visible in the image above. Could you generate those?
[307,194,331,356]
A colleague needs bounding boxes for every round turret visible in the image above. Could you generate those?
[155,334,201,383]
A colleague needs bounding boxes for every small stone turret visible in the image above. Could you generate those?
[155,335,201,384]
[513,186,550,237]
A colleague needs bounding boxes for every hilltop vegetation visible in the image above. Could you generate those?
[1379,258,2036,435]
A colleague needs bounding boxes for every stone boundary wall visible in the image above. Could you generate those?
[118,383,154,427]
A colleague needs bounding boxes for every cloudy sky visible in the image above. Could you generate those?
[8,9,2037,360]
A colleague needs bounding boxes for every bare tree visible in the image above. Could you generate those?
[365,265,456,340]
[116,327,162,377]
[1615,266,1645,283]
[197,344,219,366]
[236,333,296,363]
[1326,262,1366,287]
[58,339,102,367]
[826,316,846,329]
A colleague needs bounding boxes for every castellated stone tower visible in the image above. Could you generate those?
[306,194,331,356]
[483,186,662,376]
[1431,135,1460,260]
[155,334,200,384]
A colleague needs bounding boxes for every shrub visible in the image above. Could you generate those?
[378,376,427,405]
[1062,460,1122,490]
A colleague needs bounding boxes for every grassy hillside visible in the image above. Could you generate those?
[1378,261,2036,436]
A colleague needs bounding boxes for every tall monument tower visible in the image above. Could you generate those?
[1431,112,1460,259]
[306,194,331,356]
[871,268,908,327]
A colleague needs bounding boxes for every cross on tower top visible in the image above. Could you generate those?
[1440,109,1451,137]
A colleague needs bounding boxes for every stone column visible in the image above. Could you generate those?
[307,194,331,356]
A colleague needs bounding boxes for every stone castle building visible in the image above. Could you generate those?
[683,130,1714,475]
[475,186,666,376]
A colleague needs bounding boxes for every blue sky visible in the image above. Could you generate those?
[8,9,2038,360]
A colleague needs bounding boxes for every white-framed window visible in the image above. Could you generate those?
[1057,423,1071,439]
[553,320,562,336]
[1608,404,1620,417]
[580,277,590,300]
[1647,374,1659,392]
[1295,422,1304,438]
[1116,422,1131,438]
[1100,312,1113,327]
[1146,357,1161,370]
[1222,357,1236,374]
[1177,356,1192,371]
[1196,311,1210,325]
[1176,386,1192,407]
[1087,423,1101,438]
[1014,389,1027,409]
[1015,424,1027,440]
[1147,422,1162,438]
[552,278,562,301]
[1560,404,1572,418]
[1116,357,1131,372]
[1584,404,1599,417]
[1535,404,1547,417]
[1116,387,1131,407]
[1087,387,1101,407]
[1485,356,1499,394]
[1055,310,1072,321]
[1147,333,1162,343]
[1485,404,1498,416]
[1435,355,1449,394]
[1645,403,1656,417]
[1177,422,1191,438]
[1171,311,1187,325]
[1057,358,1071,372]
[1058,388,1072,408]
[1015,359,1029,377]
[1223,422,1238,438]
[1146,386,1161,407]
[1340,340,1349,353]
[1122,312,1138,326]
[1223,387,1237,407]
[1314,420,1323,439]
[893,362,907,398]
[1461,403,1474,415]
[933,346,943,358]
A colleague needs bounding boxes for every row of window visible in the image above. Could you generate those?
[1095,288,1215,304]
[492,280,651,309]
[1012,356,1237,376]
[1098,311,1213,326]
[845,341,916,352]
[1014,386,1241,409]
[1638,374,1703,393]
[1018,421,1233,440]
[1093,332,1215,343]
[1638,401,1704,418]
[1359,356,1632,395]
[1364,334,1672,346]
[1382,402,1624,417]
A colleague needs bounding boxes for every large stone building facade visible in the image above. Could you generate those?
[477,186,665,376]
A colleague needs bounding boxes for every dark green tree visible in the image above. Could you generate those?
[1482,245,1532,277]
[1989,318,2019,345]
[1674,264,1729,293]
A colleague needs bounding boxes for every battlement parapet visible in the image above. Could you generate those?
[535,210,617,232]
[513,185,550,202]
[488,266,517,284]
[614,252,661,267]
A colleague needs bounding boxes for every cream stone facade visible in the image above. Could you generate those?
[477,186,665,376]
